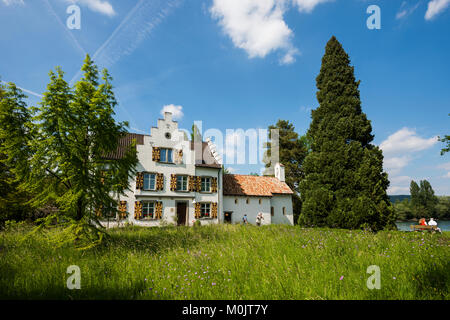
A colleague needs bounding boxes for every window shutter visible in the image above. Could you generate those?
[195,203,201,219]
[96,205,103,218]
[134,201,142,220]
[156,173,164,191]
[136,172,143,190]
[211,177,218,193]
[119,201,127,220]
[196,176,202,192]
[188,175,196,192]
[155,201,163,220]
[175,149,183,164]
[152,147,161,162]
[211,202,218,219]
[170,174,177,191]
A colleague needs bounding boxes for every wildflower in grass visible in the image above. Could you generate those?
[212,282,216,286]
[339,276,344,281]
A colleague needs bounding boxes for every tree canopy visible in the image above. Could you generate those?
[0,55,138,245]
[298,36,395,231]
[264,119,309,222]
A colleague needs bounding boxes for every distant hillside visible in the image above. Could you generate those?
[389,195,411,203]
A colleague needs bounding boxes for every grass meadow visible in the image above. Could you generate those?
[0,223,448,300]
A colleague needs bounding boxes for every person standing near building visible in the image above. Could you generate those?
[242,214,248,225]
[256,212,264,226]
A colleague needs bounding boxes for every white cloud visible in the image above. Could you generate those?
[65,0,116,17]
[380,128,439,194]
[425,0,450,20]
[292,0,333,13]
[379,127,438,156]
[160,104,184,120]
[210,0,302,65]
[1,0,24,5]
[388,185,410,195]
[438,162,450,178]
[396,1,420,20]
[438,162,450,170]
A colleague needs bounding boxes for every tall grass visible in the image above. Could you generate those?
[0,224,448,299]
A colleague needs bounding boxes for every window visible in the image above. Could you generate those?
[201,177,211,192]
[271,207,274,217]
[283,207,286,215]
[246,198,249,204]
[160,148,173,163]
[142,202,155,219]
[176,175,188,191]
[99,202,116,219]
[235,198,238,204]
[143,173,156,190]
[259,199,262,205]
[200,203,211,218]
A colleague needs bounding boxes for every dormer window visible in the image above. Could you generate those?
[160,148,173,163]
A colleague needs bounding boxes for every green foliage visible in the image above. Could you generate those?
[191,123,202,142]
[0,82,35,227]
[299,37,395,231]
[409,180,439,219]
[0,55,139,245]
[0,224,448,299]
[439,114,449,155]
[264,120,309,223]
[394,196,450,221]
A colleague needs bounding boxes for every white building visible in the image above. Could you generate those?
[100,112,294,227]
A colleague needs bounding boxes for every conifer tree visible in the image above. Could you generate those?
[0,56,138,245]
[264,120,309,222]
[299,37,395,231]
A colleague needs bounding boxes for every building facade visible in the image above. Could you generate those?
[100,112,294,227]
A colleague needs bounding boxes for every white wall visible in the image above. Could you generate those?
[102,113,220,227]
[223,196,272,225]
[270,195,294,225]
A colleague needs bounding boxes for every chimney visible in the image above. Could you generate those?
[275,163,285,182]
[164,112,173,122]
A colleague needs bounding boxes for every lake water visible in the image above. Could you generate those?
[396,220,450,232]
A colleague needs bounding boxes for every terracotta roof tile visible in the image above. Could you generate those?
[223,174,293,197]
[102,133,145,160]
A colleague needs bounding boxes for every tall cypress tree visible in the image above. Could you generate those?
[299,37,395,231]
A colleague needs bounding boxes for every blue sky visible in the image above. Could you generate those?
[0,0,449,195]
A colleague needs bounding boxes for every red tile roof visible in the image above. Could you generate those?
[223,174,293,197]
[102,133,145,160]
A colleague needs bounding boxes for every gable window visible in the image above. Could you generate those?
[201,177,211,192]
[143,173,157,190]
[160,148,173,163]
[176,175,188,191]
[200,203,211,218]
[142,202,155,219]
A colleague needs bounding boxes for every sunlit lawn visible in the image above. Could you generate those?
[0,223,448,299]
